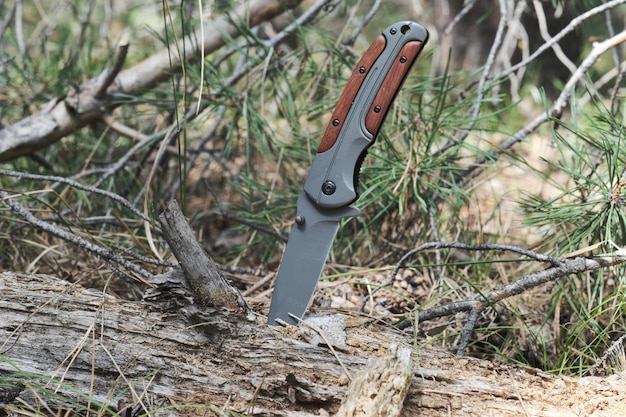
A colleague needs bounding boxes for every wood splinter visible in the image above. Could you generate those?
[335,344,413,417]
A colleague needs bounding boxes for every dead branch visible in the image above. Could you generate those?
[95,42,129,99]
[158,199,250,313]
[0,190,153,280]
[493,0,626,81]
[389,241,626,354]
[459,28,626,188]
[0,168,154,225]
[0,0,303,162]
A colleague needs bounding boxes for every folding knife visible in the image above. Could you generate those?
[268,21,429,326]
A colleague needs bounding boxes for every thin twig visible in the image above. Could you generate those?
[602,0,625,115]
[427,203,444,288]
[65,0,98,72]
[410,255,626,353]
[247,375,265,415]
[532,0,577,75]
[342,0,381,47]
[94,43,128,99]
[491,0,626,81]
[456,0,508,144]
[443,0,478,35]
[459,29,626,188]
[365,240,567,314]
[223,0,335,88]
[111,244,174,267]
[457,306,479,355]
[242,272,275,297]
[14,0,24,54]
[101,114,151,142]
[390,241,566,285]
[0,190,154,279]
[0,168,156,226]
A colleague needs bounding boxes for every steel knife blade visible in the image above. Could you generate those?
[268,21,429,326]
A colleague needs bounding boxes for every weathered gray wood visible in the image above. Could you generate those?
[335,344,412,417]
[158,199,249,313]
[2,271,626,416]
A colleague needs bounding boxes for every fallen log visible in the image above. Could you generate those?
[1,271,626,416]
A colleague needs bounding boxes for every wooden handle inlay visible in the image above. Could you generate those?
[317,35,387,153]
[364,40,423,136]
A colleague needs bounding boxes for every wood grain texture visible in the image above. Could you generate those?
[364,40,424,135]
[317,35,386,153]
[335,344,412,417]
[2,271,626,416]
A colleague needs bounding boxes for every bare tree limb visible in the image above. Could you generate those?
[492,0,626,81]
[411,254,626,354]
[459,29,626,187]
[94,42,129,99]
[383,240,626,353]
[0,0,303,162]
[0,168,155,225]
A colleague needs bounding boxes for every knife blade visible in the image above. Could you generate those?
[268,21,429,326]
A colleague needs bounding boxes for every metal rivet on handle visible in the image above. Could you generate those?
[332,119,340,126]
[400,56,407,63]
[295,215,305,225]
[359,66,366,74]
[321,181,336,195]
[374,105,381,113]
[390,27,397,35]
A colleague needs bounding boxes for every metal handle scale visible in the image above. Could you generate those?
[303,21,429,209]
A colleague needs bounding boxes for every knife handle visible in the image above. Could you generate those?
[318,33,425,153]
[304,21,429,209]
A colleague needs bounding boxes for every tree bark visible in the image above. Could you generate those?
[0,0,302,162]
[1,271,626,416]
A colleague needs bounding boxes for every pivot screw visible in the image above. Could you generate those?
[374,105,381,113]
[390,27,397,35]
[332,119,340,126]
[400,56,407,63]
[321,180,336,195]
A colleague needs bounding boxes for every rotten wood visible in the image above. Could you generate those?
[158,198,249,313]
[1,271,626,416]
[335,344,413,417]
[0,0,302,162]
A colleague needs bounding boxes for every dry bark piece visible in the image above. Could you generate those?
[335,344,413,417]
[158,198,249,314]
